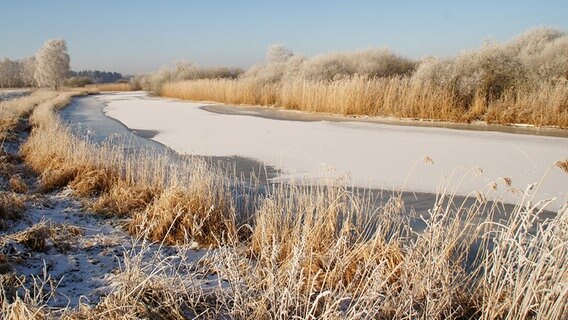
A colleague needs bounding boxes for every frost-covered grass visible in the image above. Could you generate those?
[158,27,568,128]
[0,92,566,319]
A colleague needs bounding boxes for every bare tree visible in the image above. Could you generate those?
[34,39,70,89]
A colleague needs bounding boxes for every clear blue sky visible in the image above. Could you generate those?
[1,0,567,75]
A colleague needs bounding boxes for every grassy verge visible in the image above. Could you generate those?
[21,91,237,246]
[1,91,566,318]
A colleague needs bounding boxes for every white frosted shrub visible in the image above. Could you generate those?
[140,61,242,93]
[519,34,568,80]
[506,27,565,58]
[242,57,306,84]
[241,45,305,84]
[409,31,568,106]
[412,27,567,107]
[455,44,526,102]
[299,48,416,81]
[242,45,415,84]
[266,44,294,63]
[242,62,289,84]
[350,48,417,78]
[299,52,352,81]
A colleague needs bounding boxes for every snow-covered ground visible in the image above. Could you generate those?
[1,187,212,308]
[100,92,567,210]
[0,89,31,101]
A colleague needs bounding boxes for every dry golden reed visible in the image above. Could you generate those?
[162,77,568,127]
[8,176,27,194]
[555,159,568,173]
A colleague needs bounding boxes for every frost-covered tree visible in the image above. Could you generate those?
[34,39,70,89]
[20,56,36,87]
[266,44,294,63]
[0,58,21,88]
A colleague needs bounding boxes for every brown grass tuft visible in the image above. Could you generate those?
[38,163,78,193]
[3,221,83,252]
[69,168,116,197]
[89,181,159,216]
[2,297,45,320]
[129,184,235,245]
[555,159,568,173]
[0,192,26,229]
[8,175,28,194]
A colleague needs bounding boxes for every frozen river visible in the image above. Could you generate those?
[65,91,567,211]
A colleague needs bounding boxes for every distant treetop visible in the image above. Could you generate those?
[70,70,125,83]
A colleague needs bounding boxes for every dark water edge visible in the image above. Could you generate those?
[202,104,568,138]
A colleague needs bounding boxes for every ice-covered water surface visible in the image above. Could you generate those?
[91,92,566,210]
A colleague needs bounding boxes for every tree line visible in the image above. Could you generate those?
[69,70,124,84]
[1,39,125,89]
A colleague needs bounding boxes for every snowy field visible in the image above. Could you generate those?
[100,92,567,210]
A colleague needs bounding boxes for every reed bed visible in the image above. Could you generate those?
[21,91,239,245]
[162,77,568,127]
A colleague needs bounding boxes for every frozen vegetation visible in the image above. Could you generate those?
[132,27,568,127]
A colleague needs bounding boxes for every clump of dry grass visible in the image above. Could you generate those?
[0,192,26,230]
[1,296,46,320]
[0,91,59,145]
[88,181,159,216]
[0,155,19,184]
[193,180,566,319]
[129,170,236,245]
[1,269,56,320]
[472,195,568,319]
[1,220,83,252]
[199,181,482,318]
[8,176,27,194]
[555,158,568,173]
[68,167,116,197]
